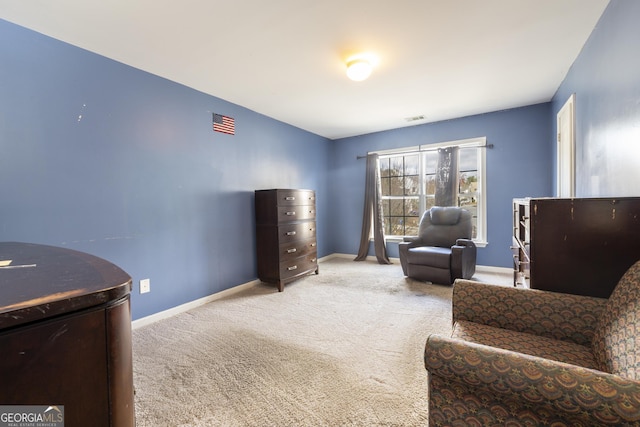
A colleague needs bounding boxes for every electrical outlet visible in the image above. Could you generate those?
[140,278,151,294]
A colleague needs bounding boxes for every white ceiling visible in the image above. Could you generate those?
[0,0,610,140]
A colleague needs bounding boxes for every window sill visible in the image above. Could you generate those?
[383,236,487,248]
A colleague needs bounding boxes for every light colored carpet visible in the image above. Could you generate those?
[132,258,509,426]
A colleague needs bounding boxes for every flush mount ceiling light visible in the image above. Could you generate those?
[345,53,379,82]
[346,59,372,81]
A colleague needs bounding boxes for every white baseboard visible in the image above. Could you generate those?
[133,257,345,329]
[328,252,510,274]
[132,253,511,329]
[132,279,261,330]
[324,253,401,263]
[475,265,512,274]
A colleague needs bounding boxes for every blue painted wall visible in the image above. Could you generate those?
[329,104,553,268]
[3,0,635,319]
[0,20,331,320]
[552,0,640,197]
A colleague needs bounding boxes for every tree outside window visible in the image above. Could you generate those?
[380,155,420,236]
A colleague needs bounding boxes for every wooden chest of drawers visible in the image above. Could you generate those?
[255,189,318,291]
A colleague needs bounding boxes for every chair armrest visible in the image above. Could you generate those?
[453,279,607,345]
[398,238,425,276]
[425,334,640,424]
[451,239,476,280]
[398,238,420,275]
[402,236,424,246]
[454,238,475,248]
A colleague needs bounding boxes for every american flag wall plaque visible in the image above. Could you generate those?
[213,113,235,135]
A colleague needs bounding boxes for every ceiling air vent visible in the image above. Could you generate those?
[405,115,425,122]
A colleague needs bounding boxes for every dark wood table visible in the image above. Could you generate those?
[0,242,134,427]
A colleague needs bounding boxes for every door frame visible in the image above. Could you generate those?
[557,94,576,197]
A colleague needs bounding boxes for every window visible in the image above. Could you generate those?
[377,137,487,245]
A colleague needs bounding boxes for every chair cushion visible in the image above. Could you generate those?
[593,260,640,379]
[453,320,599,369]
[419,207,472,248]
[429,206,462,225]
[407,246,451,269]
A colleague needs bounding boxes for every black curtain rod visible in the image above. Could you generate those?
[356,143,494,159]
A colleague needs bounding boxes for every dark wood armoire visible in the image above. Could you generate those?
[512,197,640,298]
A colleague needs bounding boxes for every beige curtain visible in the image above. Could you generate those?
[355,153,391,264]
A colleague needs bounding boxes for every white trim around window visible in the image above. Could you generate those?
[372,137,488,247]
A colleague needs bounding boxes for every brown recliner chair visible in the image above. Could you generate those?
[399,206,476,284]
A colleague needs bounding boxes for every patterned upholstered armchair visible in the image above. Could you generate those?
[425,260,640,426]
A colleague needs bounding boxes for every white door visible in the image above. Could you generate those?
[557,94,575,197]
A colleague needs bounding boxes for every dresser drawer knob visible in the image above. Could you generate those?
[285,196,296,201]
[287,248,297,254]
[286,231,297,236]
[309,210,315,214]
[311,242,316,247]
[285,211,296,216]
[311,258,317,263]
[287,265,298,271]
